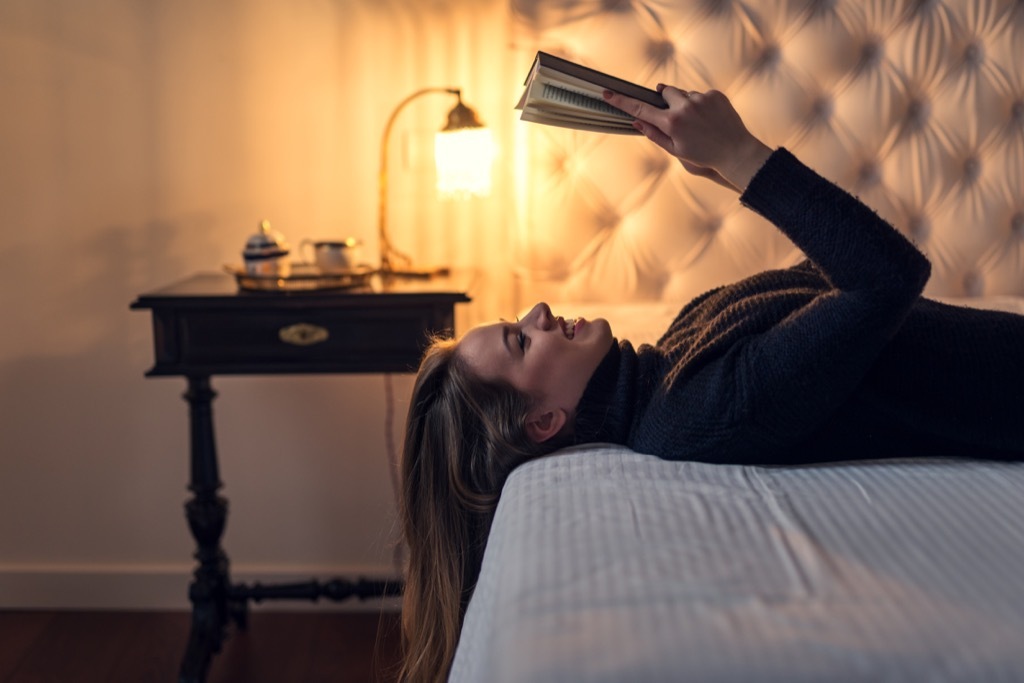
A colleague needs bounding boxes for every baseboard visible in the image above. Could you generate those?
[0,563,402,612]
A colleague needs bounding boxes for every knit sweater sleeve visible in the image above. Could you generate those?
[729,148,931,457]
[741,148,930,293]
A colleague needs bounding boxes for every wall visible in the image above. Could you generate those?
[0,0,515,609]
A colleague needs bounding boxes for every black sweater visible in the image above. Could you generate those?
[573,148,1024,464]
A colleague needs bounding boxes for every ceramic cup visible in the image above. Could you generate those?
[302,238,363,273]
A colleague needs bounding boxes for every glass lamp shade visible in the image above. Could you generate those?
[434,126,495,198]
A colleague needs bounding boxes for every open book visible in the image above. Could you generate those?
[515,51,668,134]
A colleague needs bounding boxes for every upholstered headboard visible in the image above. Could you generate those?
[510,0,1024,308]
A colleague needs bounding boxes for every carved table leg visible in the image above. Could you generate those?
[173,375,398,681]
[178,375,243,683]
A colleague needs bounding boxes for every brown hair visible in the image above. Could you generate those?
[397,337,567,682]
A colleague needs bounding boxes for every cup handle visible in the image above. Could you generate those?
[299,238,314,265]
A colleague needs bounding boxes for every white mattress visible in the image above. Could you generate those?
[451,447,1024,682]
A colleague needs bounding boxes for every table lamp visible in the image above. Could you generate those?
[378,87,494,277]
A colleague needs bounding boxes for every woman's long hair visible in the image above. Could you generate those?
[397,337,566,682]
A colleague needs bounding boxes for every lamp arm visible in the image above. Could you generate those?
[378,87,461,274]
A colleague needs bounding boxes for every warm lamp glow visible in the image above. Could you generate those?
[378,87,492,277]
[435,127,494,197]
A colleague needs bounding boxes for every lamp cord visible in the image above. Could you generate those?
[383,373,406,576]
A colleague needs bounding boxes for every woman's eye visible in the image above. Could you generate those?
[517,331,526,351]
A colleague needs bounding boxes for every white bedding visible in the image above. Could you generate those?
[451,447,1024,682]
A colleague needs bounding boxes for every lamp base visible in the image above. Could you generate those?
[379,265,451,279]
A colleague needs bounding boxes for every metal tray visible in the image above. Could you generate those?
[224,263,375,292]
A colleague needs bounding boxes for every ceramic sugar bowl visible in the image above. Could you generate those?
[243,220,291,277]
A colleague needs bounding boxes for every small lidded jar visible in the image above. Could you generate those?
[243,220,291,277]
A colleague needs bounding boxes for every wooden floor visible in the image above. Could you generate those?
[0,609,402,683]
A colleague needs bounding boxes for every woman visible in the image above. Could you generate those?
[397,86,1024,682]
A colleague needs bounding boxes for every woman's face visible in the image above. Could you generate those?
[458,302,613,432]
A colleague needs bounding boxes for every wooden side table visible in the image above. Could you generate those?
[131,272,471,683]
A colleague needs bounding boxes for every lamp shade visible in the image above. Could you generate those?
[443,101,486,130]
[435,126,495,197]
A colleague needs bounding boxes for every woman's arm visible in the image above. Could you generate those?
[606,87,931,460]
[733,149,930,456]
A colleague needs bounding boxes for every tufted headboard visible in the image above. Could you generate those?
[509,0,1024,309]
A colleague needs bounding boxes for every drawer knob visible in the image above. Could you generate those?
[279,323,329,346]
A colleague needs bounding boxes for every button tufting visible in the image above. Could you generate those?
[513,0,1024,302]
[1011,100,1024,121]
[1011,213,1024,237]
[646,39,675,64]
[858,161,879,186]
[963,42,983,66]
[812,95,833,121]
[860,38,883,68]
[550,152,568,175]
[907,215,930,241]
[757,43,781,70]
[598,209,622,230]
[645,154,670,175]
[598,204,618,231]
[702,0,734,18]
[963,156,980,182]
[601,0,632,12]
[809,0,837,17]
[962,271,983,297]
[906,98,930,129]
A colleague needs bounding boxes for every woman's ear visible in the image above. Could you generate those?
[525,407,568,443]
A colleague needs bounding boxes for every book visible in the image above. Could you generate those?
[515,51,668,135]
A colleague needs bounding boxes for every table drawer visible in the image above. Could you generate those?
[152,305,453,375]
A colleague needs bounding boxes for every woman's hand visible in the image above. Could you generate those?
[603,86,772,193]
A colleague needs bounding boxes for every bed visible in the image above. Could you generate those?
[450,0,1024,679]
[453,449,1024,682]
[450,300,1024,682]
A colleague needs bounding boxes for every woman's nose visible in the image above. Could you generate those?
[530,303,553,330]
